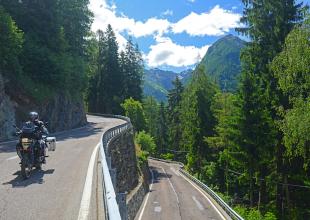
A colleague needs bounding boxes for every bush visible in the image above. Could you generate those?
[233,205,277,220]
[135,131,156,155]
[160,153,174,161]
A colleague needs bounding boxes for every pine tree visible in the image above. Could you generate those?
[180,65,217,178]
[205,92,241,193]
[123,37,143,101]
[95,29,107,113]
[167,76,184,153]
[104,24,122,113]
[90,25,122,114]
[143,96,159,138]
[156,102,168,156]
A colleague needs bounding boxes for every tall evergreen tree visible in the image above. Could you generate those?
[123,37,143,101]
[143,96,159,138]
[237,0,305,217]
[180,65,217,178]
[156,102,168,156]
[89,25,122,114]
[103,24,122,113]
[167,76,184,153]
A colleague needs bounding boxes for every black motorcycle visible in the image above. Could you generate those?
[14,122,48,179]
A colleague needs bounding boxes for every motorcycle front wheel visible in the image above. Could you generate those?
[35,163,42,170]
[21,160,32,179]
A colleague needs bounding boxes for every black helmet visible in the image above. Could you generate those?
[29,112,39,122]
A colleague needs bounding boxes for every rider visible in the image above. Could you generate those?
[29,112,49,163]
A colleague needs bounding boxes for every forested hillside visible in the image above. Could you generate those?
[0,0,91,139]
[143,68,192,102]
[200,34,245,91]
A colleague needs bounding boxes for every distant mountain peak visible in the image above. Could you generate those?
[199,35,246,92]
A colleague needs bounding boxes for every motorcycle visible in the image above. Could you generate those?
[14,122,56,179]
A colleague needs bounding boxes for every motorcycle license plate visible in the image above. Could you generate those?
[21,138,31,150]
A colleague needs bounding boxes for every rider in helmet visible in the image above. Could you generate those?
[29,112,49,163]
[29,112,49,135]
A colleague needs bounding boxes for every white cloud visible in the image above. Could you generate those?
[172,5,241,36]
[188,0,195,2]
[89,1,241,68]
[146,37,209,67]
[89,0,170,38]
[162,9,173,16]
[128,18,171,38]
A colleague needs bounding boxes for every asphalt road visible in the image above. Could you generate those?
[0,115,125,220]
[135,159,232,220]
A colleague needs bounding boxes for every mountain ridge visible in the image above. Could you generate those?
[143,34,246,101]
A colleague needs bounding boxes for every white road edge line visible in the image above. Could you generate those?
[179,171,227,220]
[6,155,18,161]
[78,143,100,220]
[192,196,204,211]
[170,167,180,176]
[160,167,180,204]
[137,168,154,220]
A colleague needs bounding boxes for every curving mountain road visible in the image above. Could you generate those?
[135,159,232,220]
[0,115,125,220]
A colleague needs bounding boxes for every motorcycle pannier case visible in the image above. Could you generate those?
[46,137,56,151]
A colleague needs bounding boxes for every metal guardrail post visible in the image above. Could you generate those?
[88,113,133,220]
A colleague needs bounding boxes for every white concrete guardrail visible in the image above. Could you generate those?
[149,157,244,220]
[89,113,132,220]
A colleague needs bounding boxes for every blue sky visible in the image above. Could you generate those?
[89,0,309,72]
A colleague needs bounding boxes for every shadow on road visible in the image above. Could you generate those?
[2,168,55,188]
[150,166,173,185]
[55,122,102,142]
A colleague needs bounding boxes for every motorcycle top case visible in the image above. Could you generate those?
[46,137,56,151]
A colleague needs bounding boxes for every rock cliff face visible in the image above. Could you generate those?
[0,73,87,140]
[109,130,139,193]
[0,74,16,140]
[38,94,87,132]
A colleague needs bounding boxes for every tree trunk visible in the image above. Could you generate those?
[258,167,267,212]
[276,143,285,219]
[249,167,254,207]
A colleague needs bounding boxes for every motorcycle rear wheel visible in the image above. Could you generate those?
[21,160,31,179]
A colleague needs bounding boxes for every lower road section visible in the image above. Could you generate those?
[0,115,124,220]
[136,159,231,220]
